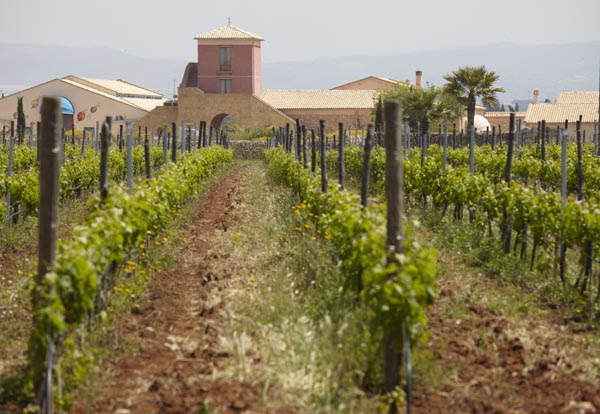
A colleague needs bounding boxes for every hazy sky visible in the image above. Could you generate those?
[1,0,599,63]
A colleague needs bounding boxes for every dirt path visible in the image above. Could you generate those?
[81,164,263,414]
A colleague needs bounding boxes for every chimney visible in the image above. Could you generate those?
[415,70,422,88]
[533,88,539,104]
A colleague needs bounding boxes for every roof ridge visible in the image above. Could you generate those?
[195,24,264,40]
[115,78,163,96]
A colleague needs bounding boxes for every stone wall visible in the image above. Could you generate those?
[230,140,267,159]
[177,87,293,128]
[138,88,294,132]
[137,106,178,129]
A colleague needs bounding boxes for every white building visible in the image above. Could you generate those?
[0,76,167,134]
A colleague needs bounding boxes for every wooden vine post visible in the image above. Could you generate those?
[498,124,502,146]
[320,120,327,192]
[198,121,204,149]
[162,127,168,166]
[576,119,583,201]
[338,122,345,190]
[295,118,301,161]
[311,129,316,173]
[360,124,374,208]
[559,123,568,284]
[469,125,475,175]
[180,121,185,160]
[383,100,405,414]
[515,119,521,159]
[302,125,308,169]
[100,117,111,201]
[4,126,14,225]
[118,124,123,151]
[420,122,428,167]
[452,123,457,150]
[171,122,177,163]
[36,121,41,161]
[541,120,547,162]
[502,113,515,255]
[144,130,151,179]
[573,119,593,291]
[95,121,99,155]
[442,119,448,173]
[468,125,476,222]
[36,97,62,414]
[126,122,133,194]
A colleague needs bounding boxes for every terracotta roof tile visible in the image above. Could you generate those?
[556,91,599,103]
[260,90,377,109]
[525,102,599,123]
[484,111,527,117]
[195,25,263,40]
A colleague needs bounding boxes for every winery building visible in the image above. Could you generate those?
[0,76,166,134]
[141,23,406,133]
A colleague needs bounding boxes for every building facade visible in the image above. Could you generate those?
[195,24,263,95]
[0,76,166,134]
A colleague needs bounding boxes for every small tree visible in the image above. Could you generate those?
[379,84,462,136]
[17,96,26,142]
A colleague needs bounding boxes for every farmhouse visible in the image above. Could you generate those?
[0,76,166,133]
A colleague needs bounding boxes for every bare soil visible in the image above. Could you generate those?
[412,263,600,414]
[78,165,285,414]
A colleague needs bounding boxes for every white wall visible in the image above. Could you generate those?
[0,79,148,134]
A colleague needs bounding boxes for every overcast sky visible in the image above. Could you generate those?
[1,0,599,63]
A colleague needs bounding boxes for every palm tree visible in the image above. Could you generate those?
[443,66,505,133]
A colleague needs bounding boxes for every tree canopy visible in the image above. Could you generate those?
[443,65,505,132]
[378,84,462,134]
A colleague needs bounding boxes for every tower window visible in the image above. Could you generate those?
[219,79,232,94]
[219,47,231,72]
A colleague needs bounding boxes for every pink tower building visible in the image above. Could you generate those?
[194,23,263,95]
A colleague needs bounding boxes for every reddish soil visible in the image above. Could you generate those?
[77,165,280,414]
[413,301,600,414]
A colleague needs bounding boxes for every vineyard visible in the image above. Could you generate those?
[0,98,599,414]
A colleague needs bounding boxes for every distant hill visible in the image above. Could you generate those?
[263,42,600,103]
[0,43,186,97]
[1,41,598,104]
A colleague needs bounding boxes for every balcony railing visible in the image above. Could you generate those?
[219,64,231,72]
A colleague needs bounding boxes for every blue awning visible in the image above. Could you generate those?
[60,97,74,115]
[38,96,74,115]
